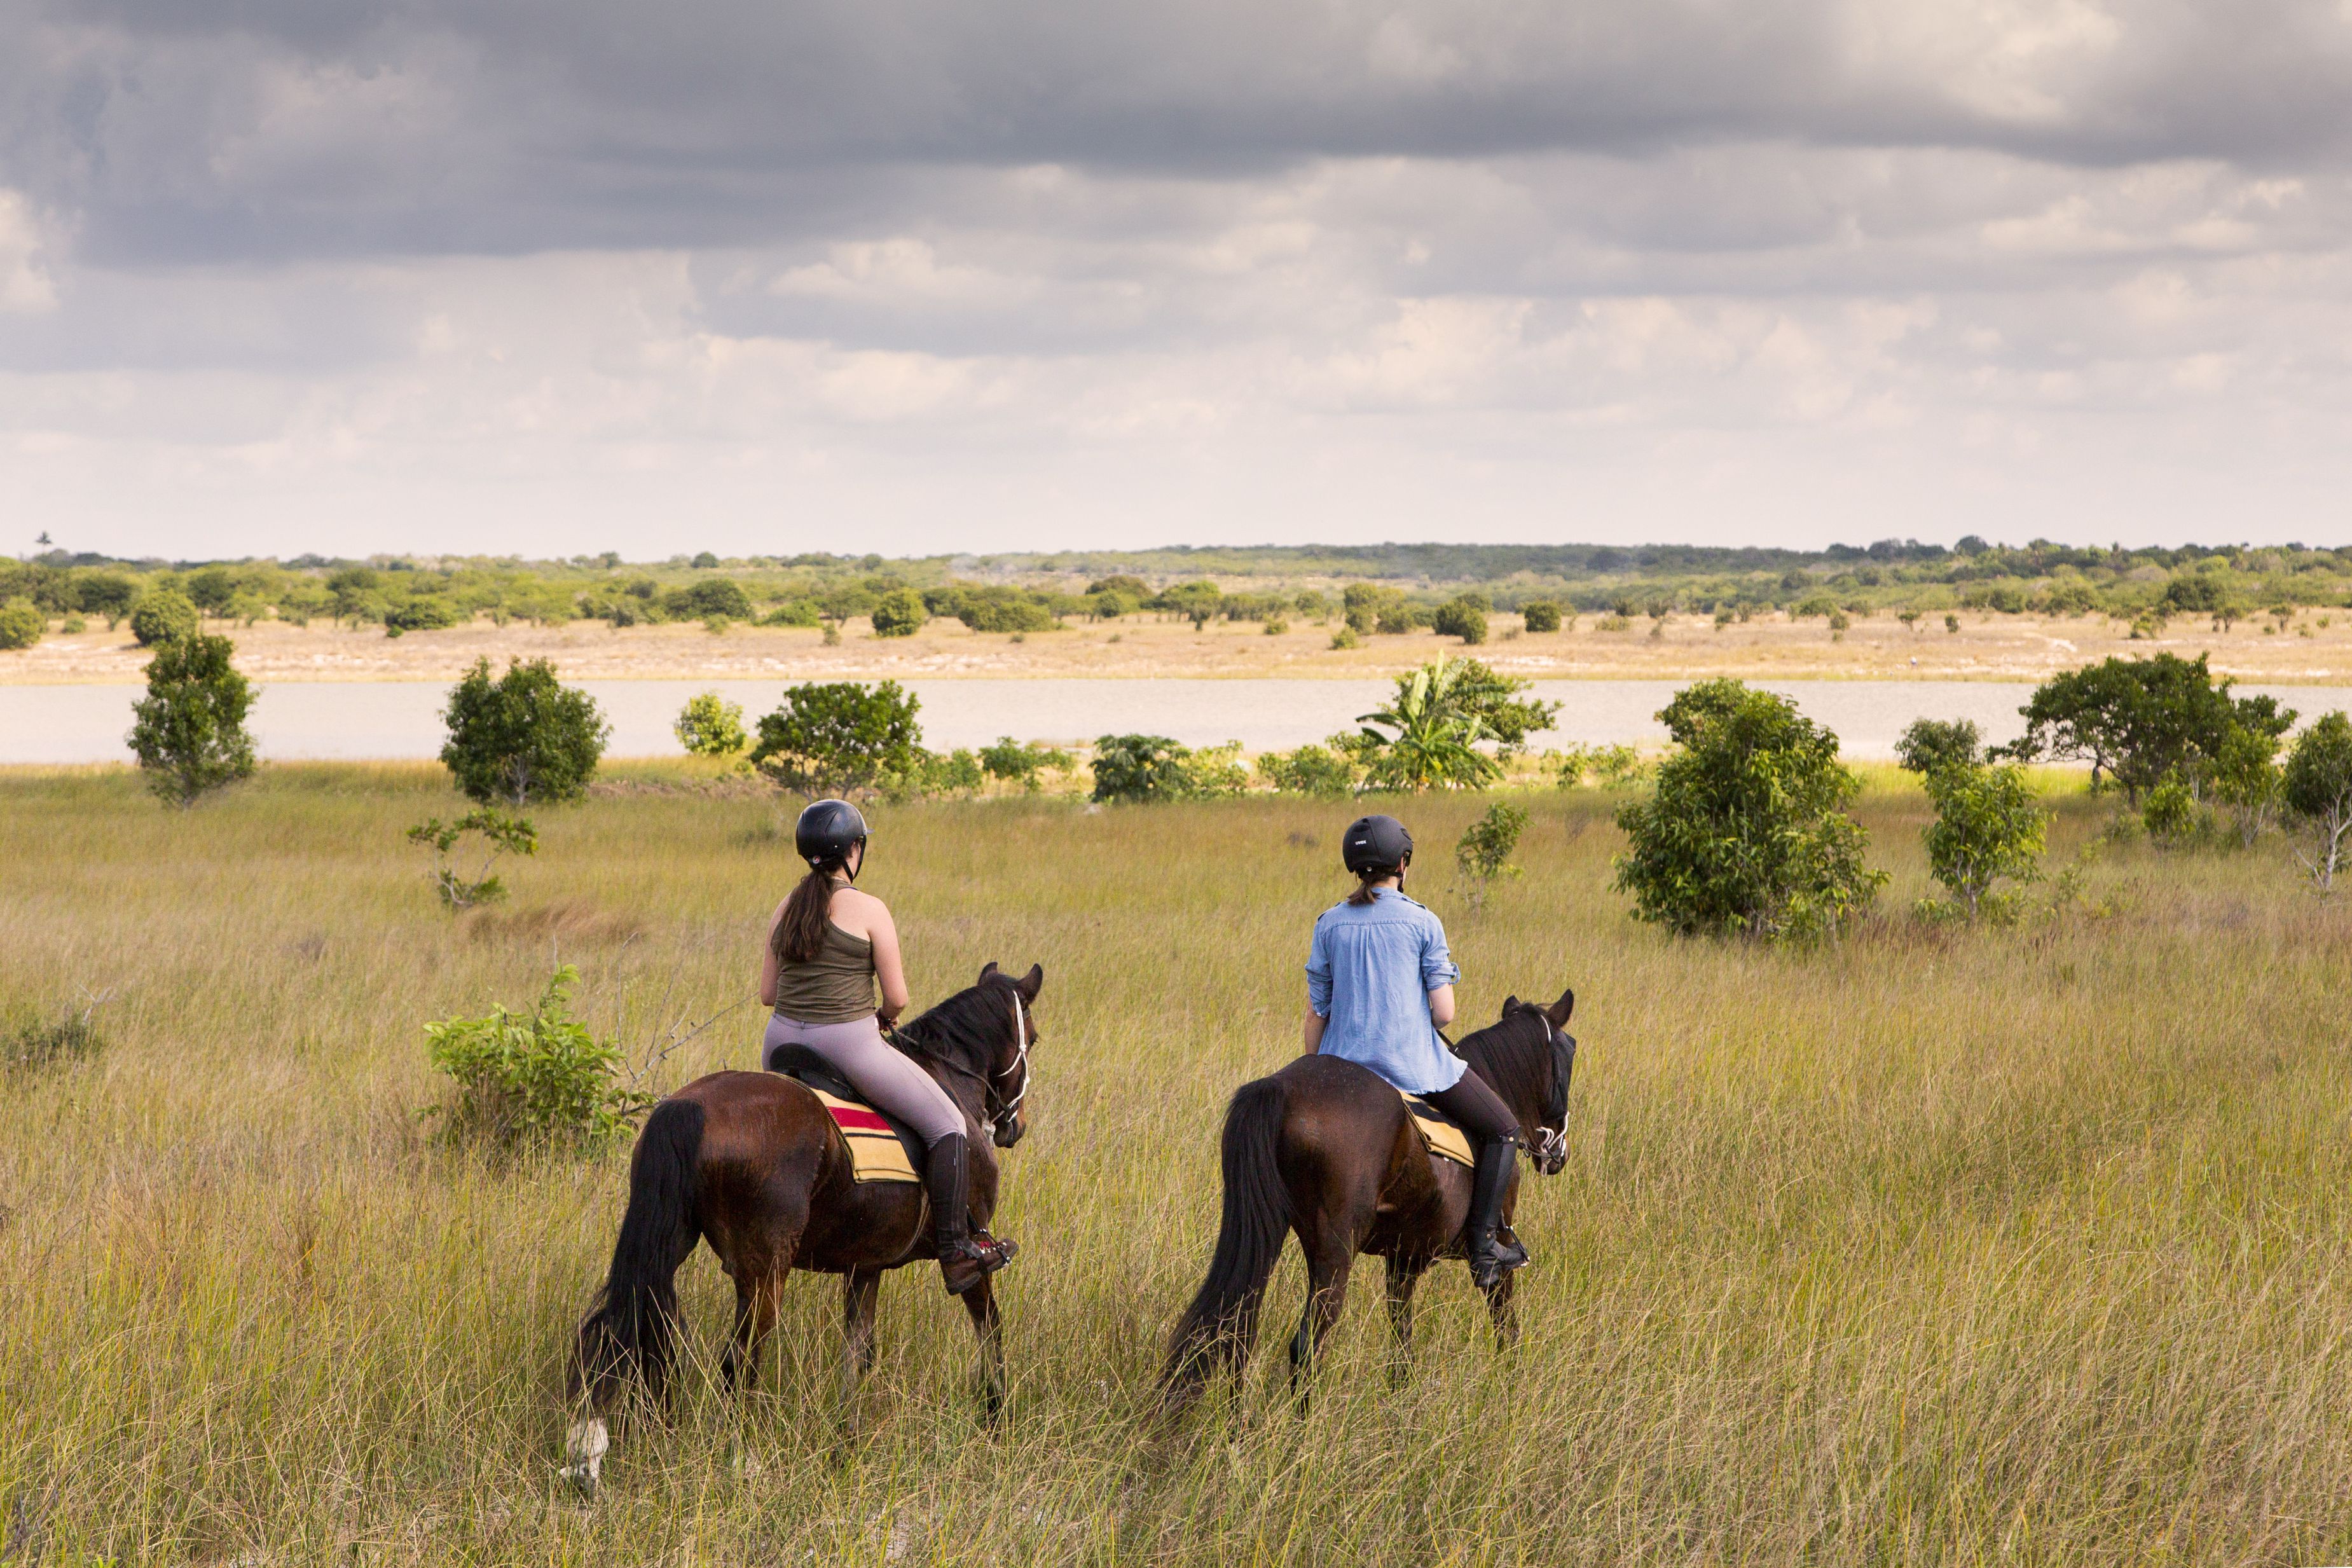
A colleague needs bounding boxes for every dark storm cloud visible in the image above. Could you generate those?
[7,0,2352,263]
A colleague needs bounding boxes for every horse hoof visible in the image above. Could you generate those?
[562,1417,609,1499]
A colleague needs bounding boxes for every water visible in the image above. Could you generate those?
[7,678,2350,766]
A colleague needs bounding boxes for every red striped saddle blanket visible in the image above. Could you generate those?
[766,1044,924,1185]
[1401,1089,1476,1170]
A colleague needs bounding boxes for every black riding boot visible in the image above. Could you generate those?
[1464,1137,1530,1291]
[925,1132,1017,1296]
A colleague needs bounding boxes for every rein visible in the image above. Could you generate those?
[891,984,1029,1132]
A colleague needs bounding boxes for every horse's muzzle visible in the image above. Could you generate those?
[993,1115,1025,1150]
[1530,1126,1568,1176]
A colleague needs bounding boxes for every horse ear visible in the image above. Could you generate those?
[1546,987,1575,1026]
[979,961,1000,981]
[1015,963,1043,1001]
[1502,994,1520,1016]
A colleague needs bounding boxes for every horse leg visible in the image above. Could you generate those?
[1287,1231,1356,1414]
[839,1267,882,1436]
[1482,1267,1520,1351]
[1384,1254,1426,1387]
[722,1261,786,1393]
[960,1273,1008,1425]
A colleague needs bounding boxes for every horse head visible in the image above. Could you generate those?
[1498,986,1576,1175]
[977,961,1044,1148]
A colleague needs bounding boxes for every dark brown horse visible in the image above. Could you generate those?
[1160,987,1575,1412]
[563,962,1042,1490]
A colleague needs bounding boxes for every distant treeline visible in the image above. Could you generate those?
[5,537,2351,641]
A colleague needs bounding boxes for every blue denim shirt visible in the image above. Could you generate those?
[1304,888,1463,1094]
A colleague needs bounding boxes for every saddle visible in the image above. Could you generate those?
[767,1044,924,1185]
[1400,1089,1476,1171]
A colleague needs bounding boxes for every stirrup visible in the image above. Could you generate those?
[1466,1230,1529,1290]
[940,1232,1019,1295]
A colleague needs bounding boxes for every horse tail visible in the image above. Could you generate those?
[572,1097,704,1413]
[1160,1074,1293,1403]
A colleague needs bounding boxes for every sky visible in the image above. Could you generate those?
[4,0,2352,561]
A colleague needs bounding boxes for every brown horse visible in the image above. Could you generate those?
[563,962,1042,1490]
[1160,987,1575,1412]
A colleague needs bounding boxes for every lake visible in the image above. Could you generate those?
[7,678,2350,766]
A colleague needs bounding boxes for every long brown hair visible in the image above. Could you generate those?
[773,863,849,965]
[1345,865,1401,906]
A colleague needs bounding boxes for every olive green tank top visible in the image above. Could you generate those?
[773,921,878,1025]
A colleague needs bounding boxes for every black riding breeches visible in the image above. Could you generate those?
[1422,1068,1520,1146]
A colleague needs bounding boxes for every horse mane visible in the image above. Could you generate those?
[891,974,1017,1078]
[1457,1005,1553,1121]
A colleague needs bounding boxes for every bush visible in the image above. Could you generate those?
[1090,734,1244,803]
[129,590,200,647]
[980,736,1073,792]
[1919,761,2046,919]
[1431,595,1489,645]
[1613,679,1885,942]
[2210,723,2283,846]
[439,657,610,806]
[1349,655,1556,791]
[760,600,823,629]
[384,598,460,634]
[2002,654,2294,803]
[1455,802,1527,910]
[1895,719,1982,777]
[4,998,106,1075]
[661,579,753,622]
[0,599,43,650]
[919,748,986,798]
[870,588,928,638]
[2282,712,2352,893]
[673,692,748,757]
[74,572,139,621]
[1520,601,1562,633]
[128,632,257,807]
[1256,743,1358,797]
[1553,743,1645,788]
[750,680,925,795]
[2142,777,2201,846]
[423,966,649,1148]
[406,809,537,909]
[1330,626,1361,650]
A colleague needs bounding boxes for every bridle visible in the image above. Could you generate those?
[1527,1015,1574,1171]
[994,987,1032,1128]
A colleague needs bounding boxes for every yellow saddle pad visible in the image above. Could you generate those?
[809,1088,921,1184]
[1401,1089,1476,1170]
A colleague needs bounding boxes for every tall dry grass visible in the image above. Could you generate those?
[2,762,2348,1564]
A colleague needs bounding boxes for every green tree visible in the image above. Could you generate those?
[2001,654,2292,802]
[673,692,748,757]
[1090,734,1244,802]
[406,808,537,908]
[1920,762,2046,919]
[661,579,753,621]
[74,572,139,624]
[1520,600,1562,633]
[1894,718,1982,777]
[127,632,257,807]
[129,590,200,647]
[1431,593,1489,645]
[1612,679,1885,942]
[439,657,610,805]
[2281,712,2352,894]
[1455,802,1528,911]
[750,680,925,795]
[0,600,43,650]
[1352,656,1499,792]
[870,588,928,638]
[2210,723,2283,847]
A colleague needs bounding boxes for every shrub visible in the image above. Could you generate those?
[1596,614,1632,632]
[1455,802,1527,910]
[673,692,748,757]
[870,588,928,638]
[439,657,609,805]
[406,809,537,909]
[1521,600,1562,633]
[128,632,257,807]
[914,748,986,798]
[423,966,649,1148]
[1262,619,1288,636]
[2142,777,2201,846]
[1090,734,1244,803]
[1352,656,1501,792]
[1330,626,1361,650]
[384,598,460,634]
[4,996,107,1075]
[1919,761,2046,919]
[1613,678,1885,943]
[129,590,200,647]
[661,579,753,622]
[2210,723,2283,846]
[750,680,925,795]
[74,572,139,621]
[760,600,823,629]
[1553,743,1645,788]
[1431,594,1489,645]
[2001,653,2293,803]
[0,599,43,650]
[2282,712,2352,893]
[980,736,1073,792]
[1895,719,1982,777]
[1150,581,1226,628]
[1256,744,1358,797]
[1944,614,1960,634]
[1341,583,1398,634]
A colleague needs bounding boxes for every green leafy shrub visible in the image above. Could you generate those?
[760,600,823,629]
[1918,761,2046,920]
[2282,712,2352,893]
[1553,743,1646,788]
[1351,654,1539,792]
[660,579,752,622]
[1520,600,1562,633]
[2142,778,2201,846]
[1329,626,1361,650]
[750,680,925,795]
[406,809,537,909]
[423,966,649,1148]
[384,598,460,634]
[870,588,928,638]
[4,994,107,1075]
[128,632,257,807]
[980,736,1073,792]
[439,657,609,805]
[1090,734,1244,803]
[918,748,986,797]
[673,692,748,757]
[2210,723,2283,846]
[1256,743,1358,797]
[0,599,43,650]
[129,590,200,647]
[1431,594,1489,645]
[1455,802,1527,910]
[1895,719,1983,777]
[1613,679,1885,943]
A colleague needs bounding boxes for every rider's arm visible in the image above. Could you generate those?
[865,900,912,1024]
[1426,984,1455,1028]
[1301,1008,1327,1056]
[1302,916,1332,1056]
[1420,909,1461,1031]
[758,901,786,1008]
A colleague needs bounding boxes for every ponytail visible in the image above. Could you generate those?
[1346,865,1401,906]
[773,862,848,965]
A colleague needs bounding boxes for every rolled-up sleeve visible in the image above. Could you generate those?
[1419,912,1459,992]
[1305,920,1333,1015]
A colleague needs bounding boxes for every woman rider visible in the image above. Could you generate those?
[760,799,1017,1296]
[1302,813,1530,1289]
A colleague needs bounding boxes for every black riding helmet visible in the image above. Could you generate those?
[794,798,868,875]
[1341,813,1413,874]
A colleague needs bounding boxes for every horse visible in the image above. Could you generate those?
[562,962,1043,1490]
[1159,987,1576,1413]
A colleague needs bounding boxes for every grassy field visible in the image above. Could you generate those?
[3,762,2349,1564]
